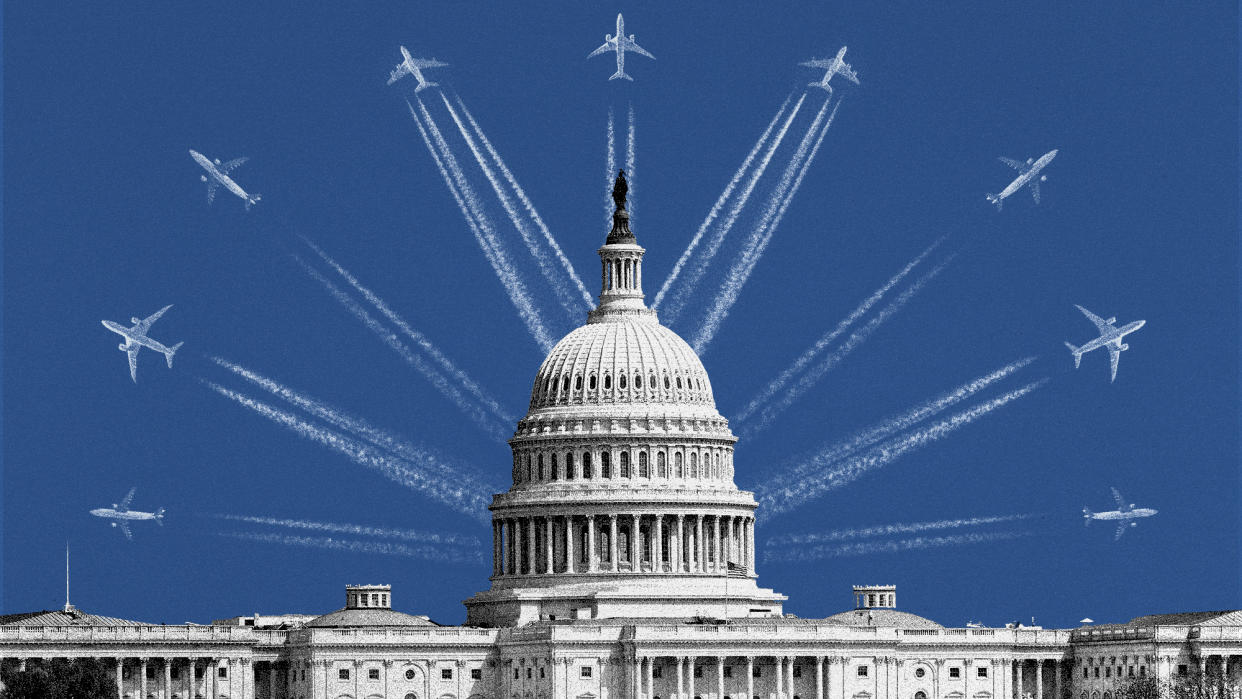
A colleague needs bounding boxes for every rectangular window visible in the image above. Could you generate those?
[339,669,350,680]
[1178,666,1188,677]
[540,668,546,679]
[1094,668,1100,678]
[1128,667,1134,677]
[1106,668,1111,678]
[443,669,454,680]
[653,667,662,679]
[950,668,960,679]
[147,666,156,680]
[753,667,762,678]
[1141,667,1147,677]
[725,668,734,678]
[196,668,204,680]
[472,669,482,680]
[123,669,132,680]
[858,666,868,678]
[978,667,988,678]
[527,668,532,679]
[219,667,228,679]
[582,667,594,678]
[1083,669,1088,679]
[369,669,380,680]
[694,667,702,678]
[171,668,180,680]
[514,669,519,680]
[793,666,802,678]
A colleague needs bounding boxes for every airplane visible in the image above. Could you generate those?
[1083,487,1157,541]
[1064,304,1146,382]
[800,46,861,94]
[987,149,1057,210]
[189,150,261,211]
[386,46,449,92]
[587,13,655,81]
[101,305,184,382]
[90,487,164,541]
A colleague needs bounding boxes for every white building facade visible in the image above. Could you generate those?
[2,178,1240,699]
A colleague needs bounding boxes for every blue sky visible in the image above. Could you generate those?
[3,2,1238,627]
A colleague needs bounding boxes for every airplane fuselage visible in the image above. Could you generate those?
[1087,508,1158,522]
[189,150,252,201]
[90,508,160,522]
[996,149,1058,201]
[1072,320,1145,356]
[100,320,176,355]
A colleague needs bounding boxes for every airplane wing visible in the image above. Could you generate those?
[838,65,860,84]
[411,58,449,69]
[386,65,411,85]
[624,38,655,60]
[206,178,219,205]
[998,157,1026,171]
[218,157,248,175]
[136,305,173,334]
[127,345,141,382]
[588,39,615,58]
[119,521,133,541]
[1108,344,1121,382]
[1030,180,1041,204]
[1074,304,1114,332]
[1114,523,1126,541]
[118,487,136,511]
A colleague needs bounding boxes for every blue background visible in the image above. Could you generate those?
[3,2,1238,627]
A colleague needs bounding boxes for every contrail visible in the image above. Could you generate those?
[209,513,479,546]
[761,356,1039,489]
[407,99,554,352]
[733,237,945,426]
[765,513,1039,546]
[657,93,806,322]
[209,355,501,473]
[201,379,490,519]
[763,379,1049,516]
[441,93,585,319]
[300,239,513,427]
[452,95,594,311]
[218,531,483,564]
[606,107,616,231]
[654,93,795,311]
[764,531,1030,562]
[693,97,840,353]
[626,102,635,224]
[743,252,958,435]
[290,257,509,441]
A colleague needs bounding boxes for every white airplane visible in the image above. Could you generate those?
[1064,304,1146,382]
[101,305,184,382]
[189,150,260,211]
[90,487,164,541]
[387,46,449,92]
[987,149,1057,210]
[587,13,655,81]
[800,46,860,94]
[1084,487,1157,541]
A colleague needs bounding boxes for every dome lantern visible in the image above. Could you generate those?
[591,170,651,321]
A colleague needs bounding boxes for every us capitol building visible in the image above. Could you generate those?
[3,176,1239,699]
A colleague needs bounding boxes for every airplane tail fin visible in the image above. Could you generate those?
[245,194,261,212]
[164,342,184,369]
[1082,508,1092,526]
[154,508,165,525]
[986,193,1003,210]
[609,69,633,81]
[414,80,439,93]
[1064,341,1082,368]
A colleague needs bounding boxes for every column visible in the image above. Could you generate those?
[713,517,722,573]
[655,516,665,573]
[646,658,655,699]
[816,657,824,699]
[165,659,173,699]
[546,518,555,574]
[141,658,148,699]
[747,518,756,574]
[512,519,522,575]
[270,661,278,699]
[696,516,705,573]
[633,658,641,699]
[776,658,784,699]
[493,522,501,575]
[1036,660,1044,699]
[689,657,696,699]
[632,514,641,570]
[747,657,754,699]
[675,515,685,572]
[566,516,576,573]
[211,658,220,699]
[384,660,393,699]
[588,516,597,572]
[610,515,620,572]
[964,661,970,699]
[1054,660,1061,699]
[678,657,686,699]
[244,658,253,699]
[1016,661,1024,699]
[719,657,727,699]
[116,658,124,699]
[528,518,537,575]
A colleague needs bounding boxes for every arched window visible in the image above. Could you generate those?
[565,453,575,479]
[575,375,583,390]
[589,375,597,390]
[580,529,589,561]
[664,376,670,390]
[538,453,545,481]
[676,376,683,389]
[601,451,611,478]
[915,693,927,699]
[635,374,642,389]
[657,451,667,477]
[620,374,627,389]
[406,694,418,699]
[525,454,532,483]
[620,451,630,477]
[639,452,649,477]
[551,453,559,480]
[690,452,698,478]
[600,531,610,561]
[582,453,593,479]
[562,376,570,392]
[604,374,612,390]
[675,452,684,478]
[650,373,657,391]
[619,530,630,560]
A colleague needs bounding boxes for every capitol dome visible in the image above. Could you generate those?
[465,172,786,627]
